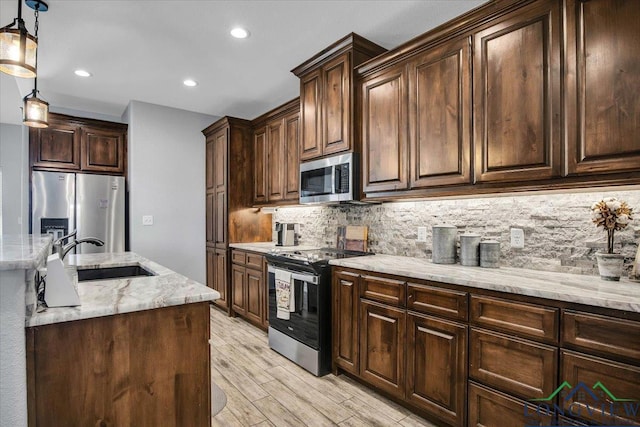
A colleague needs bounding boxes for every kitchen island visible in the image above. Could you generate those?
[25,251,219,427]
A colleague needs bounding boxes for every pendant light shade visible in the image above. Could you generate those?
[0,0,44,78]
[23,90,48,127]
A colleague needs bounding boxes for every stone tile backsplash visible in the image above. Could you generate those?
[274,188,640,277]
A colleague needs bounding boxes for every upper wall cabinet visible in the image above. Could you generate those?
[252,98,300,206]
[292,33,386,162]
[564,0,640,176]
[473,0,561,183]
[30,113,127,175]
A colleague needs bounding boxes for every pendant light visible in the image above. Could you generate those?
[0,0,48,78]
[22,0,48,128]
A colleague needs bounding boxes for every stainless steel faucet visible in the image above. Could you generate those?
[52,230,77,255]
[59,237,104,260]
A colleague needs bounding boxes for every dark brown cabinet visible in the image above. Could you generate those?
[359,299,406,399]
[473,0,561,184]
[30,113,127,175]
[252,99,300,206]
[332,269,360,375]
[564,0,640,176]
[26,303,211,427]
[292,33,386,162]
[203,117,272,312]
[361,65,408,193]
[230,249,267,329]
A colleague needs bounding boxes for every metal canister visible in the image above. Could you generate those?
[460,233,482,266]
[480,240,501,268]
[432,225,457,264]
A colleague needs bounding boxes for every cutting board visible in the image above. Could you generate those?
[337,226,368,252]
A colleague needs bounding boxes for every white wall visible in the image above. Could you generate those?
[0,123,29,235]
[125,101,218,283]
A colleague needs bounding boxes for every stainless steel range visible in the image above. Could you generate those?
[265,248,371,376]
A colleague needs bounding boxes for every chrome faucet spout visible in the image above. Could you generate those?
[53,230,77,255]
[60,237,104,260]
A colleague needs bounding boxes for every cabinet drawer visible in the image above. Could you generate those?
[470,295,558,343]
[562,310,640,362]
[360,275,405,307]
[468,382,553,427]
[407,282,467,321]
[469,328,557,400]
[561,350,640,426]
[246,253,264,270]
[231,250,246,265]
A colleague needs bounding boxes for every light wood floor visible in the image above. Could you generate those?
[210,307,439,427]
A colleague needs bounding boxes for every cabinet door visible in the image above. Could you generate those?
[81,127,126,174]
[213,128,227,245]
[333,270,360,374]
[206,192,214,245]
[214,248,228,309]
[284,111,300,201]
[407,313,467,427]
[473,0,561,183]
[362,66,408,193]
[231,264,246,315]
[359,299,406,398]
[30,123,81,170]
[253,127,267,203]
[267,119,284,202]
[300,70,323,160]
[565,0,640,175]
[561,350,640,426]
[322,53,350,156]
[206,140,214,190]
[409,36,471,188]
[245,268,263,325]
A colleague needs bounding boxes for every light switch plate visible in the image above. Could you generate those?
[142,215,154,226]
[510,228,524,249]
[417,227,427,242]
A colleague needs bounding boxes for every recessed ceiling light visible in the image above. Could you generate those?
[74,69,92,77]
[230,27,249,39]
[183,79,198,87]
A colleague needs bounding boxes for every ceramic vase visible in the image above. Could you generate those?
[595,253,625,281]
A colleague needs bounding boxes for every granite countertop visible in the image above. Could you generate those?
[329,254,640,313]
[0,234,53,271]
[229,242,320,254]
[26,252,220,327]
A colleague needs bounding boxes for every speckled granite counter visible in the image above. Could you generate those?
[329,254,640,313]
[26,252,219,327]
[0,234,52,271]
[229,242,320,254]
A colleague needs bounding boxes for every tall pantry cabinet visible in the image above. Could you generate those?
[203,117,272,312]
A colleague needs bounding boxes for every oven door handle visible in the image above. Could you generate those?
[268,265,318,284]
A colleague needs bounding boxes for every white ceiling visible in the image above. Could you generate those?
[0,0,486,124]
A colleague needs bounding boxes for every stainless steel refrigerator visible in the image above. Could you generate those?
[32,171,125,253]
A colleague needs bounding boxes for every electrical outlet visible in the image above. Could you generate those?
[142,215,154,226]
[510,228,524,249]
[417,227,427,242]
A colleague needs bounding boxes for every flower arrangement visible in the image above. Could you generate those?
[591,197,633,254]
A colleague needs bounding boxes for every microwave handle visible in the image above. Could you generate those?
[331,165,336,194]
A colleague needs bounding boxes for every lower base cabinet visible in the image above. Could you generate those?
[207,247,228,311]
[231,249,267,329]
[26,303,211,427]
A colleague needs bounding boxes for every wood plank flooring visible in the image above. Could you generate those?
[210,307,439,427]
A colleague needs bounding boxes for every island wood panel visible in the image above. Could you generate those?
[406,312,467,427]
[322,53,350,155]
[359,299,406,399]
[30,122,81,170]
[26,303,210,427]
[362,66,408,192]
[81,126,125,174]
[408,36,472,188]
[300,70,323,160]
[253,127,267,203]
[473,0,561,183]
[565,0,640,175]
[267,120,284,202]
[333,269,360,374]
[284,111,300,201]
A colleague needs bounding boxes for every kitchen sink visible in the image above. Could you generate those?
[77,265,156,282]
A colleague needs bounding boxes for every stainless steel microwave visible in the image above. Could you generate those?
[299,153,356,204]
